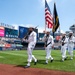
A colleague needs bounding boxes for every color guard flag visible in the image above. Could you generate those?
[52,2,60,33]
[45,0,53,28]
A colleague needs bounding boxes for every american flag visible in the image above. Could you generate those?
[45,0,53,28]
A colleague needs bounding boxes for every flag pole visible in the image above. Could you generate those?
[59,25,61,34]
[45,20,46,31]
[53,2,55,38]
[45,0,46,32]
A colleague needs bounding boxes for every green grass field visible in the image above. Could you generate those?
[0,50,75,72]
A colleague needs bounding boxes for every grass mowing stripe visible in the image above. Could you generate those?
[0,52,26,57]
[0,56,4,58]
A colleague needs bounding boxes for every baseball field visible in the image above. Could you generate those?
[0,50,75,75]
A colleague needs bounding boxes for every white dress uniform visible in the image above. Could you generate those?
[68,36,74,59]
[60,36,68,61]
[43,34,54,63]
[26,31,37,66]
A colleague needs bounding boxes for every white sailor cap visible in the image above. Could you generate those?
[60,30,66,34]
[61,32,66,34]
[69,31,73,33]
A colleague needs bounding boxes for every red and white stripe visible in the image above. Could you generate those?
[45,8,53,28]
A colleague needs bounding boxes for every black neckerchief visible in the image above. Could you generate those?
[69,34,72,40]
[45,34,49,46]
[61,36,66,46]
[62,36,65,41]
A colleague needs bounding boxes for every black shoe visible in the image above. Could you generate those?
[64,58,67,60]
[24,65,30,68]
[51,59,53,63]
[34,60,38,65]
[45,62,48,64]
[64,57,68,60]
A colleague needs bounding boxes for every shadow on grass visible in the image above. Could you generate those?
[15,60,46,68]
[54,58,73,62]
[38,60,45,64]
[15,62,28,68]
[15,58,72,68]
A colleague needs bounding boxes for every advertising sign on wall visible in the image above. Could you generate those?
[0,26,4,37]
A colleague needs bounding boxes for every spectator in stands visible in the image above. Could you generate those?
[42,31,54,64]
[23,27,38,68]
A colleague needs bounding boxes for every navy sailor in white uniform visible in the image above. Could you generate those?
[42,31,54,64]
[24,27,38,68]
[68,31,75,60]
